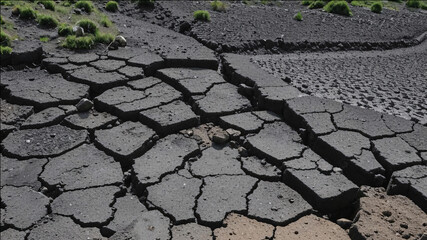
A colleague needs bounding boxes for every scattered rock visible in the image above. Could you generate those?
[115,35,127,47]
[73,26,84,36]
[336,218,353,229]
[75,98,94,112]
[210,127,230,144]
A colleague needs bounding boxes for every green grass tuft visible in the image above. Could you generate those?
[371,1,382,13]
[94,31,114,44]
[0,46,13,54]
[40,36,49,42]
[421,2,427,10]
[58,23,73,36]
[301,0,314,6]
[0,15,4,25]
[0,0,13,6]
[105,1,119,12]
[406,0,420,8]
[75,0,94,13]
[63,35,95,49]
[324,0,352,16]
[37,14,59,27]
[193,10,210,21]
[308,0,325,9]
[77,19,98,34]
[19,6,38,20]
[38,0,55,11]
[0,31,12,47]
[100,15,112,27]
[294,11,303,21]
[211,0,226,12]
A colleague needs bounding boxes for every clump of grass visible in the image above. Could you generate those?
[301,0,314,6]
[75,0,94,13]
[40,36,49,42]
[94,31,114,44]
[19,6,38,20]
[371,1,382,13]
[38,0,55,11]
[63,35,95,49]
[421,2,427,10]
[138,0,155,7]
[58,23,73,36]
[11,6,21,15]
[193,10,210,21]
[0,31,12,47]
[100,15,112,27]
[406,0,420,8]
[0,0,13,6]
[309,0,324,9]
[294,12,303,21]
[77,19,98,34]
[324,0,352,16]
[0,15,4,24]
[211,0,226,12]
[1,45,12,54]
[105,1,118,12]
[37,14,59,27]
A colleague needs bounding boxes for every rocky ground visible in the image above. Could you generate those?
[1,1,427,240]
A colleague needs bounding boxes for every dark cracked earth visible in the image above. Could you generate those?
[1,1,427,240]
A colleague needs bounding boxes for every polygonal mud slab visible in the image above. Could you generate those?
[1,125,87,159]
[4,40,42,66]
[246,122,306,163]
[399,124,427,152]
[299,112,336,136]
[0,100,33,124]
[95,83,182,119]
[214,213,274,240]
[133,134,199,187]
[247,181,312,225]
[90,59,126,72]
[27,215,105,240]
[1,69,89,107]
[118,66,144,80]
[108,48,150,60]
[139,100,199,135]
[1,123,16,139]
[171,223,212,240]
[349,150,386,186]
[382,113,414,134]
[349,187,426,240]
[196,175,257,225]
[314,130,370,159]
[1,186,50,230]
[285,96,343,115]
[372,137,422,172]
[274,214,351,240]
[147,173,202,223]
[157,68,226,96]
[334,105,394,138]
[257,86,305,113]
[64,111,118,130]
[241,156,281,181]
[21,107,66,129]
[219,112,264,133]
[252,111,281,122]
[40,144,123,191]
[68,67,128,89]
[190,147,244,177]
[1,156,47,189]
[194,84,252,118]
[387,165,427,212]
[127,76,162,90]
[94,121,156,159]
[68,53,99,65]
[0,228,27,240]
[109,210,170,240]
[51,186,120,226]
[103,195,148,235]
[42,57,71,73]
[108,48,164,74]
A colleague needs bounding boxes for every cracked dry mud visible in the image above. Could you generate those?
[1,1,427,240]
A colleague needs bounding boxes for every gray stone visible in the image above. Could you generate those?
[1,100,33,124]
[21,107,66,129]
[1,186,50,229]
[246,122,306,163]
[52,186,120,225]
[28,215,104,240]
[64,111,118,130]
[72,25,84,36]
[139,100,199,135]
[191,147,244,177]
[109,210,170,240]
[40,144,123,191]
[133,134,199,187]
[75,98,93,112]
[196,175,257,225]
[115,35,127,47]
[95,121,156,159]
[211,129,230,144]
[147,173,202,223]
[241,156,281,181]
[1,156,46,189]
[104,195,148,234]
[248,181,312,225]
[2,125,87,159]
[372,137,422,171]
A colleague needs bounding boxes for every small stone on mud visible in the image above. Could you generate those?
[75,98,93,112]
[212,130,230,144]
[115,35,127,47]
[336,218,352,229]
